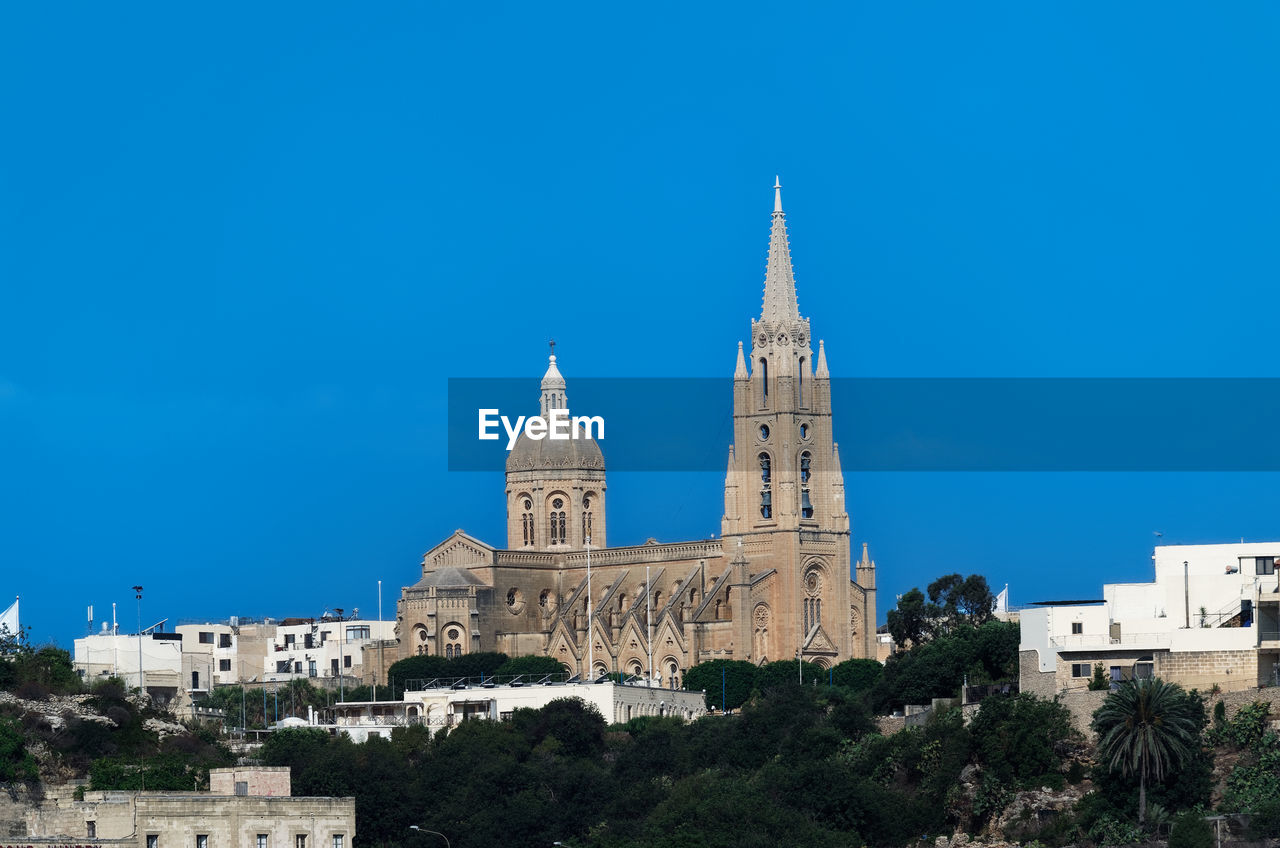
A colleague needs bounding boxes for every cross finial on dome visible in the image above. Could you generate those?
[549,338,556,356]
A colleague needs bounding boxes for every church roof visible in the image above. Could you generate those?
[506,429,604,472]
[413,566,489,589]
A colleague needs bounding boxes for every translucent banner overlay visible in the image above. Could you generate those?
[448,378,1280,472]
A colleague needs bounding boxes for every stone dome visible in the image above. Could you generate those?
[505,426,605,473]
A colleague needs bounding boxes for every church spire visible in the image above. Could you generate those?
[815,339,829,378]
[761,176,801,324]
[734,341,749,380]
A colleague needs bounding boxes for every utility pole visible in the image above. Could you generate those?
[335,607,345,703]
[132,586,144,697]
[586,537,593,679]
[376,580,382,703]
[646,565,653,686]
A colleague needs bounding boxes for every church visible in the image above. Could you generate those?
[394,182,878,686]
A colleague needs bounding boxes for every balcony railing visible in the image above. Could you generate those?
[1051,632,1171,650]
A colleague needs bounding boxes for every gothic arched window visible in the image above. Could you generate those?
[550,497,566,544]
[759,453,773,519]
[759,357,769,406]
[582,495,594,542]
[800,452,813,519]
[521,496,534,546]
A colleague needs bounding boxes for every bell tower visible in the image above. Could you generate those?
[722,179,875,662]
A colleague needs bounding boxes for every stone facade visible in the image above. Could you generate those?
[23,770,354,848]
[394,184,878,681]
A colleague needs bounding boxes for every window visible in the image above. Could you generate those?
[800,452,811,484]
[1258,557,1277,575]
[296,836,307,848]
[521,496,534,546]
[284,634,296,648]
[198,632,214,644]
[343,655,352,669]
[549,497,567,544]
[303,633,314,649]
[197,836,208,848]
[219,659,231,671]
[236,781,249,796]
[582,495,593,541]
[87,821,95,838]
[219,633,232,648]
[277,660,291,673]
[800,422,809,439]
[759,424,769,440]
[759,357,769,404]
[800,452,813,519]
[308,660,317,677]
[294,661,302,673]
[1071,663,1091,678]
[333,835,345,848]
[345,625,371,641]
[257,835,268,848]
[147,836,158,848]
[759,453,772,519]
[1071,622,1083,634]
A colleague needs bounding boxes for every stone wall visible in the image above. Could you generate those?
[1155,649,1257,693]
[1054,689,1110,737]
[1018,650,1055,699]
[209,766,291,797]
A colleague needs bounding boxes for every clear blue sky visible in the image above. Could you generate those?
[3,4,1278,648]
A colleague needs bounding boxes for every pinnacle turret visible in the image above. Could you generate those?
[539,354,567,417]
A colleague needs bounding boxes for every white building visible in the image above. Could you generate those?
[263,617,395,684]
[74,627,185,705]
[1021,542,1280,696]
[319,679,708,742]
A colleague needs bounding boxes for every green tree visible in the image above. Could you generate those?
[754,659,826,692]
[682,660,756,710]
[969,693,1074,787]
[1087,662,1111,691]
[886,588,936,648]
[830,658,882,693]
[927,573,996,631]
[493,654,564,679]
[1092,678,1202,825]
[0,715,38,782]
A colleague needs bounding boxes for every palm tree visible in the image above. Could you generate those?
[1091,677,1201,825]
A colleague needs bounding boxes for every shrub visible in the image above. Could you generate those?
[1168,811,1213,848]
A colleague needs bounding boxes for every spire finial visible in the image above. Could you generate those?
[549,338,556,358]
[773,176,783,214]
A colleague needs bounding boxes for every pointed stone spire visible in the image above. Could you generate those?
[861,542,871,567]
[540,351,567,418]
[761,177,801,324]
[734,341,749,380]
[815,339,829,378]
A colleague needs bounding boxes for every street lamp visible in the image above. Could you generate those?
[408,826,450,848]
[585,536,592,679]
[132,586,144,697]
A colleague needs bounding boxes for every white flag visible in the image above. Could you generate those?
[0,596,18,635]
[994,586,1009,615]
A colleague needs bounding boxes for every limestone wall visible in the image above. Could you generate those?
[1154,649,1257,693]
